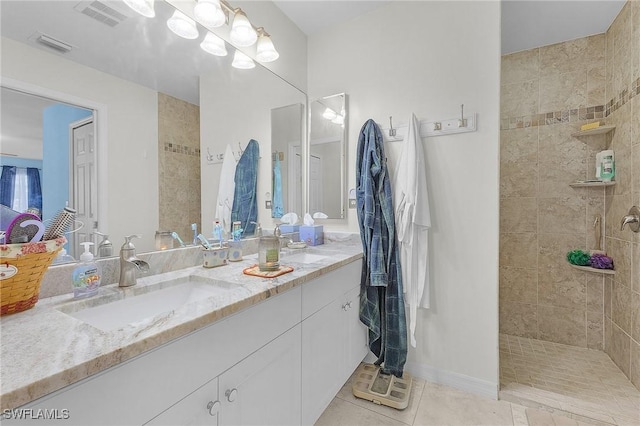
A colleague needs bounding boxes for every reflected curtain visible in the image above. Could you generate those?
[26,168,42,211]
[0,166,16,207]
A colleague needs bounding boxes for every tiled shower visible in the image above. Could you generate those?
[499,1,639,423]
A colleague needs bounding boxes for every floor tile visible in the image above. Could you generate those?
[314,397,407,426]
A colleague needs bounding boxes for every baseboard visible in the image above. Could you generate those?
[405,361,498,400]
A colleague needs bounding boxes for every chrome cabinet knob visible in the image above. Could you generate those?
[225,388,238,402]
[206,400,220,416]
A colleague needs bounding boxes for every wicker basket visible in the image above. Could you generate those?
[0,237,66,316]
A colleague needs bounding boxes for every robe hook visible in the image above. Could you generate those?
[389,116,396,137]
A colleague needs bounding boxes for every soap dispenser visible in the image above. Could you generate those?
[72,242,101,299]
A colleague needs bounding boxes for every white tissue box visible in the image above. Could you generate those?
[299,225,323,246]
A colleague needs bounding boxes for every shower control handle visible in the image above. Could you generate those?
[620,206,640,233]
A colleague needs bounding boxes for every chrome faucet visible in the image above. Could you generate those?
[119,235,150,287]
[620,206,640,233]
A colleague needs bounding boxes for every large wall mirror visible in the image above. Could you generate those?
[308,93,347,219]
[0,0,306,260]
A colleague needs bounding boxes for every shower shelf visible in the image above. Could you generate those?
[568,263,615,275]
[569,181,616,188]
[571,125,615,137]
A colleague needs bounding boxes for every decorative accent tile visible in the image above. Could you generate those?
[163,142,200,157]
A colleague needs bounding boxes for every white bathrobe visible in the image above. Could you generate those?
[393,113,431,348]
[215,144,237,232]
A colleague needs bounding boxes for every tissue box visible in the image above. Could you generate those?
[280,224,300,242]
[299,225,323,246]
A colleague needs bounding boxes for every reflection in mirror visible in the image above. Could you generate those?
[308,93,347,219]
[270,104,304,219]
[1,87,95,260]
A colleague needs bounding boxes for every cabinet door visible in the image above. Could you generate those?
[344,285,369,376]
[301,296,346,425]
[219,324,301,426]
[145,377,220,426]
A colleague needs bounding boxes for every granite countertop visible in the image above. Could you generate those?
[0,237,363,410]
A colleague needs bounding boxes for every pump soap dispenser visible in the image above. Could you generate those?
[72,242,101,299]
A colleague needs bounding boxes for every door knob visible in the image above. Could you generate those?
[620,206,640,233]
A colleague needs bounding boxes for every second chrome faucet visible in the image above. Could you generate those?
[119,235,150,287]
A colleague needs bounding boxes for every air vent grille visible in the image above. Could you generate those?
[75,0,130,27]
[36,34,73,53]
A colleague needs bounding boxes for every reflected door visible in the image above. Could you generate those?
[71,118,96,257]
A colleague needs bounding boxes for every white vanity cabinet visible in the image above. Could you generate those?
[7,258,365,426]
[301,260,368,425]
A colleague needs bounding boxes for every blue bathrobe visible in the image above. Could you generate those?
[356,119,407,377]
[231,139,259,236]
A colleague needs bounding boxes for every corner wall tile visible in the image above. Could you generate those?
[587,310,604,350]
[631,339,640,390]
[612,279,633,335]
[610,323,631,378]
[538,305,586,347]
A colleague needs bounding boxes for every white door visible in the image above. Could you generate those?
[219,324,301,426]
[288,145,302,216]
[70,118,96,258]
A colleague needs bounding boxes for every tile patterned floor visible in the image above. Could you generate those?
[499,334,640,426]
[315,362,604,426]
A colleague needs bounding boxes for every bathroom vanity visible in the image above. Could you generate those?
[0,239,366,425]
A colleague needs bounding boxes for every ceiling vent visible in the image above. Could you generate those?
[74,0,133,27]
[35,33,74,53]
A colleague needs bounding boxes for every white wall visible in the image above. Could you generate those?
[308,1,501,397]
[1,37,159,253]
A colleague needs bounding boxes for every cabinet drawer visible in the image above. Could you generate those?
[301,260,360,319]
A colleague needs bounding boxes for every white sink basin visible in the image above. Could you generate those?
[283,252,328,264]
[61,277,233,331]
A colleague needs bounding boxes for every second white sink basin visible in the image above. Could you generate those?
[61,277,233,331]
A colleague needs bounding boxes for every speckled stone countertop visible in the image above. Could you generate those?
[0,235,362,410]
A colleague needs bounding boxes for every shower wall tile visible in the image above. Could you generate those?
[501,49,539,85]
[610,323,631,378]
[604,194,633,241]
[587,310,604,350]
[538,157,587,198]
[500,197,537,233]
[537,271,586,310]
[632,341,640,390]
[500,162,538,198]
[537,197,586,236]
[500,302,537,338]
[612,279,633,335]
[500,233,537,269]
[605,277,613,320]
[538,305,586,347]
[500,127,538,163]
[539,71,588,113]
[539,35,605,76]
[631,289,640,342]
[501,80,539,117]
[587,276,604,313]
[587,66,607,106]
[633,243,639,293]
[609,238,633,290]
[499,267,537,305]
[586,196,606,250]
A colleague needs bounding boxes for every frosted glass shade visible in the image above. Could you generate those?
[322,108,337,120]
[256,33,279,62]
[232,50,255,69]
[123,0,155,17]
[201,32,227,56]
[194,0,225,28]
[167,10,199,39]
[230,11,257,47]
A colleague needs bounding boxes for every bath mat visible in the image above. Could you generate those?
[242,264,294,278]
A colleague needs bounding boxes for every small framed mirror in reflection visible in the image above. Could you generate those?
[308,93,347,219]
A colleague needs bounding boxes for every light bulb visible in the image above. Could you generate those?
[122,0,155,18]
[231,50,255,69]
[256,33,279,62]
[200,32,227,56]
[322,108,337,120]
[230,10,257,47]
[194,0,225,28]
[167,10,199,39]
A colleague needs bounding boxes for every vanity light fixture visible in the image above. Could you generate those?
[322,107,337,120]
[230,9,258,47]
[194,0,226,28]
[200,32,227,56]
[167,10,199,39]
[231,49,255,69]
[255,28,279,62]
[122,0,155,18]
